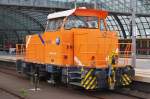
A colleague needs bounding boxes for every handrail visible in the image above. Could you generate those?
[16,44,25,60]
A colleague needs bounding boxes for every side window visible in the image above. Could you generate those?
[64,16,75,30]
[46,20,54,31]
[100,19,105,31]
[46,17,64,32]
[56,18,63,30]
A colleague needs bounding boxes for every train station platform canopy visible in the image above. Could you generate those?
[0,0,150,45]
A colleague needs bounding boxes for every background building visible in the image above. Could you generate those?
[0,0,149,55]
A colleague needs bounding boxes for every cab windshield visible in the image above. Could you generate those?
[64,16,98,29]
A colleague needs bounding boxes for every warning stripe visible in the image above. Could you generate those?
[86,77,96,90]
[83,76,92,88]
[90,81,97,90]
[81,69,94,85]
[84,76,92,85]
[122,75,129,85]
[124,74,132,83]
[121,75,129,85]
[81,69,97,90]
[84,76,93,88]
[121,73,132,86]
[84,78,97,90]
[121,77,126,86]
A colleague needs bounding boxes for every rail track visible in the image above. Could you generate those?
[82,89,148,99]
[0,61,149,99]
[0,87,25,99]
[0,65,20,77]
[0,62,27,99]
[82,91,105,99]
[0,60,16,74]
[112,89,148,99]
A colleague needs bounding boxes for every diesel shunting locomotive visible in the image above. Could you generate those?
[16,8,134,90]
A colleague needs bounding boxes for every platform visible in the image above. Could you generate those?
[135,68,150,83]
[0,54,149,83]
[0,55,23,62]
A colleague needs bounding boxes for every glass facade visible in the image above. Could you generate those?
[0,0,149,14]
[0,0,149,39]
[0,0,149,55]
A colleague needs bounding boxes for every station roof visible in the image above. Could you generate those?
[0,0,150,45]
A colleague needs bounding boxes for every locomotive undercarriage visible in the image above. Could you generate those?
[16,60,135,90]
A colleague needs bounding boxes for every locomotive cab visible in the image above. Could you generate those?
[45,8,118,68]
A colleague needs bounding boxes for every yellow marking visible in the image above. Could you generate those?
[82,69,94,84]
[89,77,96,85]
[81,67,84,72]
[81,68,84,79]
[122,76,129,85]
[81,80,84,85]
[108,77,112,85]
[123,75,130,85]
[121,79,126,86]
[86,77,96,90]
[124,75,131,83]
[120,79,125,86]
[124,74,132,83]
[84,76,92,85]
[81,75,84,79]
[83,81,87,87]
[91,82,97,89]
[83,84,86,88]
[85,87,88,90]
[122,76,128,85]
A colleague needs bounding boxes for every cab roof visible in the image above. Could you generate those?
[47,8,108,20]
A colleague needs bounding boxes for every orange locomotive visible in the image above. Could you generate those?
[16,8,134,90]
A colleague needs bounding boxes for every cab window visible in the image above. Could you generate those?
[64,16,98,30]
[100,19,106,31]
[46,17,64,32]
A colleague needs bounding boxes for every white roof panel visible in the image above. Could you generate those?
[47,9,76,19]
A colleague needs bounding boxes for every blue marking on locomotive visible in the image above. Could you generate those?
[38,34,45,45]
[56,37,60,45]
